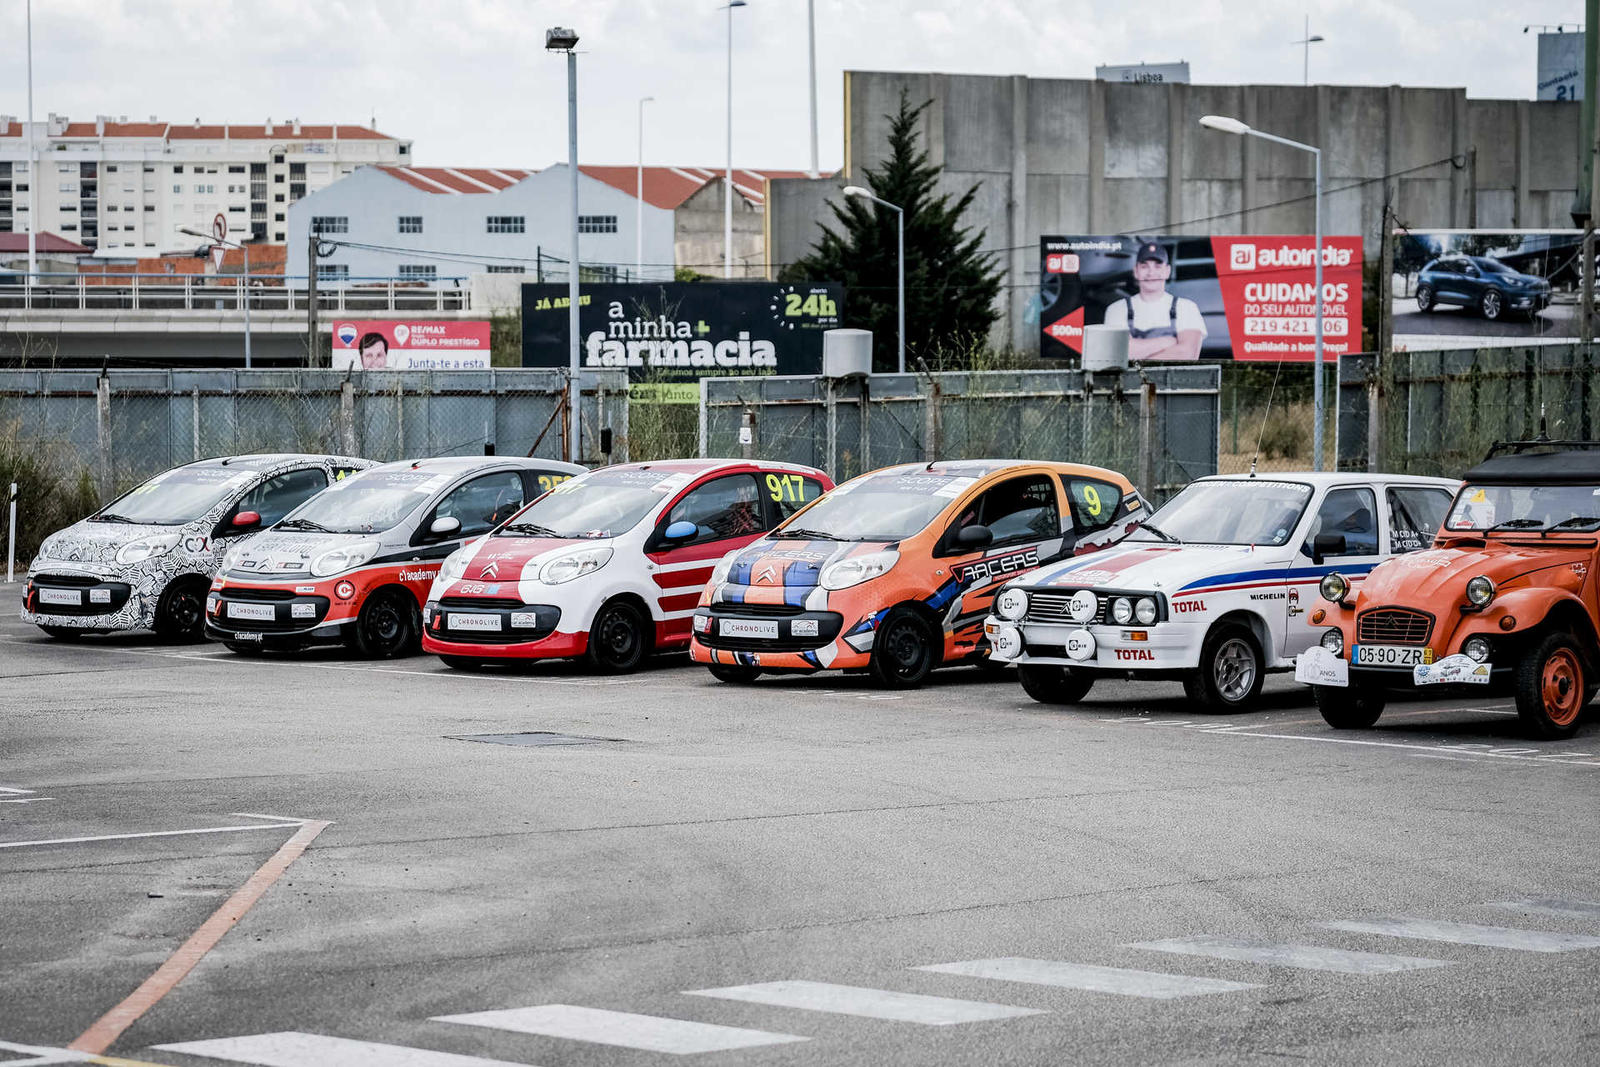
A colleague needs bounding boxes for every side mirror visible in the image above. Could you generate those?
[1311,532,1346,564]
[231,510,261,530]
[430,515,462,537]
[663,520,698,541]
[956,524,993,550]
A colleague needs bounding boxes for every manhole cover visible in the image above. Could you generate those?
[447,731,625,748]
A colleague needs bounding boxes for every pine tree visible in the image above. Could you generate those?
[782,90,1002,371]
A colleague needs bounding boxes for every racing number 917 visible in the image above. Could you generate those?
[765,473,810,504]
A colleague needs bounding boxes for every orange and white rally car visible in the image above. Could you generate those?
[690,460,1145,687]
[207,456,583,657]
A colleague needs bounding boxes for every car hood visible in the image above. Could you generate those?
[33,519,185,568]
[1014,541,1288,593]
[1355,541,1590,607]
[723,537,890,590]
[444,535,614,590]
[225,530,373,579]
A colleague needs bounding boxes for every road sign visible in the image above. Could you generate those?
[211,213,227,270]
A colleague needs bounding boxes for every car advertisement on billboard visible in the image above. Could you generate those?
[331,320,492,370]
[521,282,842,402]
[1390,230,1577,350]
[1039,234,1364,362]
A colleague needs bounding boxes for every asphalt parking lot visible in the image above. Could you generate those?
[3,584,1599,1067]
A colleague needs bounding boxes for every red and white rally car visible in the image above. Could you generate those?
[421,459,833,671]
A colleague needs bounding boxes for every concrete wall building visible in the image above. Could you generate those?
[767,72,1579,350]
[0,115,410,255]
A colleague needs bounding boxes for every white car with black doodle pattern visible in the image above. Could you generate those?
[22,453,371,640]
[983,472,1460,711]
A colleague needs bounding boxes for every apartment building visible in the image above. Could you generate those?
[0,114,410,254]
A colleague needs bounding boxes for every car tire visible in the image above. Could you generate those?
[587,598,650,673]
[1515,632,1588,740]
[1415,285,1434,313]
[1480,289,1504,321]
[1017,664,1094,705]
[39,625,82,641]
[153,578,209,641]
[350,589,419,659]
[1314,682,1386,729]
[708,662,762,684]
[867,607,941,688]
[224,641,264,656]
[440,655,482,671]
[1186,623,1265,712]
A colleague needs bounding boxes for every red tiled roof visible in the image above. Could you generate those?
[375,166,535,193]
[0,231,92,254]
[580,166,825,209]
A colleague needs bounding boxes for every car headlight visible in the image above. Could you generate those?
[115,532,181,565]
[35,535,62,561]
[439,550,472,583]
[1320,572,1349,604]
[1111,596,1133,625]
[1320,628,1344,656]
[310,541,380,577]
[541,546,613,585]
[996,587,1029,621]
[1465,575,1495,608]
[1462,636,1492,663]
[1135,597,1157,624]
[709,550,740,587]
[820,549,899,591]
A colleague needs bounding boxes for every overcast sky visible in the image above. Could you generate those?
[0,1,1573,171]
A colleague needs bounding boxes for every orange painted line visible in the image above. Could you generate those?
[68,818,332,1056]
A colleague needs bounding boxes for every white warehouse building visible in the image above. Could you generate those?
[286,165,675,288]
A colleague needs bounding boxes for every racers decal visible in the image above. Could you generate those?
[953,548,1041,585]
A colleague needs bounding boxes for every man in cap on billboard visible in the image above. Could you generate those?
[1102,239,1207,361]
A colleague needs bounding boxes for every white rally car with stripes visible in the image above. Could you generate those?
[985,472,1459,711]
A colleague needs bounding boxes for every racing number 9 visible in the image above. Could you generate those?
[765,473,809,504]
[1070,479,1115,525]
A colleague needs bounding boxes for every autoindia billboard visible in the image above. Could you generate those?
[1390,230,1577,351]
[1039,234,1363,362]
[521,282,842,402]
[331,320,491,370]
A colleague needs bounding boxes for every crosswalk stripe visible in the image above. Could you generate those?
[684,980,1043,1025]
[1488,898,1600,920]
[153,1031,530,1067]
[431,1004,807,1054]
[1129,936,1450,975]
[914,957,1259,998]
[1324,918,1600,953]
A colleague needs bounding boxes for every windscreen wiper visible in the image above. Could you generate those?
[1485,518,1547,533]
[1547,516,1600,532]
[1137,520,1179,543]
[502,522,560,536]
[275,518,331,533]
[780,528,846,541]
[91,512,140,524]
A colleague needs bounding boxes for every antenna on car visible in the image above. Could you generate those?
[1248,360,1286,479]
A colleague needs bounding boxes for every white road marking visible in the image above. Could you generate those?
[684,980,1043,1025]
[1325,918,1600,952]
[0,1038,92,1065]
[433,1004,806,1054]
[0,820,302,850]
[1130,936,1450,974]
[915,957,1258,998]
[155,1031,531,1067]
[1487,899,1600,920]
[0,785,37,794]
[0,797,53,804]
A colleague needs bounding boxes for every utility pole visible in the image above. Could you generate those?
[307,234,320,368]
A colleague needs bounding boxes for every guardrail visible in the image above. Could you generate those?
[0,274,473,313]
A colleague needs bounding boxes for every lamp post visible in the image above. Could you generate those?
[25,0,36,292]
[1200,114,1325,470]
[637,95,653,282]
[547,26,582,464]
[842,185,904,375]
[723,0,747,278]
[180,226,252,369]
[1294,16,1324,86]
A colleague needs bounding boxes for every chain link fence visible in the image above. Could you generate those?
[700,367,1220,502]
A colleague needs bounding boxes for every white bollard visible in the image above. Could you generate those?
[6,482,16,584]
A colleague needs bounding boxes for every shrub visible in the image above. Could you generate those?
[0,418,104,566]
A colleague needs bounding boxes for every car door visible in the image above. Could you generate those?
[413,469,527,560]
[1286,485,1383,655]
[1434,259,1464,304]
[936,472,1065,654]
[646,473,769,643]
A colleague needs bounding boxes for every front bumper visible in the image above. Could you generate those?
[987,617,1203,675]
[22,570,148,632]
[206,585,346,647]
[690,603,851,671]
[421,599,573,659]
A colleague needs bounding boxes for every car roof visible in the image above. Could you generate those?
[371,456,587,476]
[1465,448,1600,485]
[1195,471,1459,489]
[870,459,1134,485]
[185,452,361,471]
[592,459,827,477]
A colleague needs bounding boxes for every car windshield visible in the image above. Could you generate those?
[1444,483,1600,532]
[91,465,256,526]
[1127,480,1313,546]
[280,468,439,534]
[773,471,963,542]
[497,467,689,540]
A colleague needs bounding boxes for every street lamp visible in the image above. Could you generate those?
[1294,16,1324,86]
[547,25,582,464]
[842,185,904,375]
[1199,113,1326,471]
[637,96,653,281]
[180,225,252,369]
[723,0,747,278]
